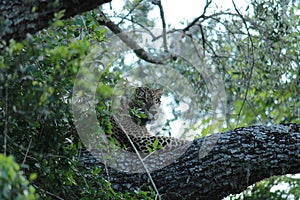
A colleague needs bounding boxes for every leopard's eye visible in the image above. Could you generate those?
[135,91,144,100]
[138,91,144,96]
[155,98,160,104]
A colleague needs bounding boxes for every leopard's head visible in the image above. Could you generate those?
[129,87,163,126]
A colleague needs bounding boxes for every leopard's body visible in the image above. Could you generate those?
[108,86,189,154]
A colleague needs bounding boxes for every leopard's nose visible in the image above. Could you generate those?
[149,106,160,120]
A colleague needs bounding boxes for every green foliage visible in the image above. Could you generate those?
[0,9,156,199]
[130,107,148,125]
[206,0,300,128]
[0,154,38,200]
[230,176,300,200]
[146,139,163,153]
[0,11,108,199]
[122,0,155,27]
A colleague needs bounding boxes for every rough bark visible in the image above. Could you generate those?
[81,123,300,200]
[0,0,111,43]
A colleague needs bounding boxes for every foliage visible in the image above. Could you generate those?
[0,11,155,199]
[0,154,38,200]
[229,176,300,200]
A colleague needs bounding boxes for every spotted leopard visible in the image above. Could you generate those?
[108,86,189,154]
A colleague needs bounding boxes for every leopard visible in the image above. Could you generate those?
[107,86,189,154]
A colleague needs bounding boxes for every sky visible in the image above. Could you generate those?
[159,0,250,28]
[104,0,250,29]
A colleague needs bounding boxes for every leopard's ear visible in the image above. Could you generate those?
[155,88,164,96]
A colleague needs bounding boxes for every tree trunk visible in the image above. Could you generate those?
[0,0,111,43]
[80,123,300,199]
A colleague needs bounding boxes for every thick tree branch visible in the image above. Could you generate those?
[0,0,111,43]
[0,0,166,65]
[81,123,300,199]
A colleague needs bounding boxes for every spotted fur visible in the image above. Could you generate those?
[108,86,189,154]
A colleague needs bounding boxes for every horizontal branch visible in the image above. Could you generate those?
[0,0,111,43]
[80,123,300,199]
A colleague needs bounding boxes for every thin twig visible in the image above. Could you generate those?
[117,0,144,26]
[183,0,212,32]
[112,114,161,199]
[183,11,239,33]
[232,0,255,125]
[199,23,206,57]
[22,137,33,165]
[4,86,8,156]
[153,0,168,52]
[121,16,157,39]
[33,184,65,200]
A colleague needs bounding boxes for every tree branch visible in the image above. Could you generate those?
[97,10,166,64]
[117,0,144,26]
[80,123,300,199]
[183,0,212,33]
[232,0,256,125]
[0,0,111,43]
[152,0,168,52]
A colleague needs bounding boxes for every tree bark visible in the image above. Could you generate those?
[0,0,111,43]
[81,123,300,200]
